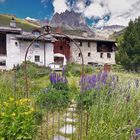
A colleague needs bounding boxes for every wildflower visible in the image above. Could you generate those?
[101,72,108,85]
[135,128,140,138]
[30,107,34,112]
[9,97,14,102]
[24,112,30,115]
[0,112,5,117]
[3,101,9,107]
[50,72,68,84]
[11,113,16,117]
[62,66,65,76]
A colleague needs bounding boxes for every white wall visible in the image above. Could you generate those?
[19,41,54,67]
[6,34,20,69]
[0,34,54,70]
[45,43,54,66]
[71,40,116,65]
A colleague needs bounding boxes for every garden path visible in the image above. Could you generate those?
[53,102,77,140]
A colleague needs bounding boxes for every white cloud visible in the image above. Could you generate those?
[0,0,5,3]
[25,17,38,21]
[53,0,69,14]
[75,1,85,13]
[84,0,140,26]
[84,2,109,18]
[106,0,140,26]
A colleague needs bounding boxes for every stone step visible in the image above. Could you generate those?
[53,135,70,140]
[67,107,76,112]
[69,104,77,108]
[60,124,76,135]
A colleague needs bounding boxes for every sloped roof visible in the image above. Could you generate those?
[16,32,56,42]
[0,26,22,34]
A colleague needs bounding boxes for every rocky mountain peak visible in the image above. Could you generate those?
[50,10,88,30]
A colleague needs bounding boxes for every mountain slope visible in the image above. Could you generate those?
[0,14,40,31]
[50,10,90,31]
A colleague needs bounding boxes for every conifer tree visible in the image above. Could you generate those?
[118,18,140,72]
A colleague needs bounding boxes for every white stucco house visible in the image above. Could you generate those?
[0,19,116,70]
[70,35,116,65]
[0,25,55,70]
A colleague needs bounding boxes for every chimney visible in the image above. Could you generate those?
[82,31,88,37]
[10,17,16,28]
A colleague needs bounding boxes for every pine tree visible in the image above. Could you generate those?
[118,18,140,72]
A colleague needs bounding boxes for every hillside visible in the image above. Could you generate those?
[0,14,40,31]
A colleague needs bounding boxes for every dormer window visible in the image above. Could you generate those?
[32,29,41,36]
[32,31,40,36]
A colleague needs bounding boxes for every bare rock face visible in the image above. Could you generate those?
[50,10,89,30]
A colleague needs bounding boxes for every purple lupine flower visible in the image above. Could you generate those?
[135,128,140,138]
[49,72,68,85]
[101,72,108,85]
[62,66,65,76]
[79,71,117,93]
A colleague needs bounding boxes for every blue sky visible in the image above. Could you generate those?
[0,0,54,19]
[0,0,140,27]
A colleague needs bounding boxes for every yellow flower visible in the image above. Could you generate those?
[17,98,31,105]
[30,108,34,113]
[3,101,9,107]
[24,112,30,115]
[9,97,14,102]
[11,112,16,117]
[1,113,4,116]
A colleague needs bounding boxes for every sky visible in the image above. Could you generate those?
[0,0,140,27]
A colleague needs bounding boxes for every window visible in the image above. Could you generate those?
[60,46,63,51]
[79,41,82,46]
[97,41,113,52]
[88,52,91,57]
[15,42,18,46]
[78,53,81,57]
[32,31,40,36]
[34,41,40,48]
[100,53,103,58]
[88,42,90,47]
[0,33,6,55]
[35,55,40,62]
[0,60,6,66]
[107,53,111,58]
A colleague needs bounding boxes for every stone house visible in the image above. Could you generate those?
[70,35,116,65]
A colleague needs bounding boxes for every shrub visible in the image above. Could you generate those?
[84,65,94,74]
[65,63,82,77]
[16,61,51,79]
[36,72,70,111]
[0,98,35,140]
